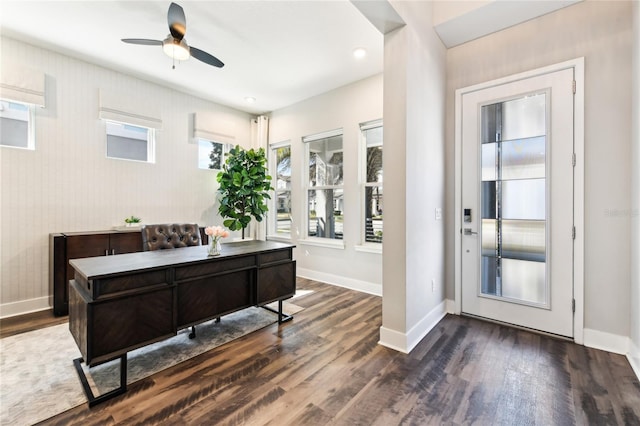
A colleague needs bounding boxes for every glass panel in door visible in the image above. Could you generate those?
[480,93,548,307]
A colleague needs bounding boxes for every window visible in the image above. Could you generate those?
[0,99,34,149]
[268,142,292,238]
[198,139,231,170]
[304,130,343,240]
[362,121,383,244]
[106,121,155,162]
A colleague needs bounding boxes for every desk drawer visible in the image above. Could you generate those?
[175,255,256,280]
[258,249,291,265]
[89,286,175,366]
[257,260,296,305]
[177,269,252,327]
[92,269,169,299]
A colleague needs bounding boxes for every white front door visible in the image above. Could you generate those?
[460,68,575,338]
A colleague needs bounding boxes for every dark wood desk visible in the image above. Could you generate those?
[50,227,210,316]
[68,240,295,406]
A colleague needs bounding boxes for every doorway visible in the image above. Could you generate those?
[454,60,584,339]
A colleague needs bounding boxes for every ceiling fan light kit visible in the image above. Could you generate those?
[121,2,224,69]
[163,35,190,61]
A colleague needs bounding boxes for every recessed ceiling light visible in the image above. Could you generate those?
[245,97,256,103]
[353,47,367,59]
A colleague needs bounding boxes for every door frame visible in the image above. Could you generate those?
[453,58,585,343]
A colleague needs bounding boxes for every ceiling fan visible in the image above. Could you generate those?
[122,2,224,69]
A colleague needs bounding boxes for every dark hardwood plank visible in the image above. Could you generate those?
[5,280,636,426]
[0,309,67,338]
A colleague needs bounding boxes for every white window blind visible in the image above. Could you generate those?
[99,89,162,129]
[0,64,45,107]
[191,112,235,145]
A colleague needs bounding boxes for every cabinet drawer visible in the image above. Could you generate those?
[175,255,256,280]
[110,232,142,254]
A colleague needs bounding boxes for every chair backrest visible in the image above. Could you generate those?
[141,224,201,251]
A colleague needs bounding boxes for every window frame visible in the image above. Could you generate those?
[267,140,292,241]
[0,99,35,150]
[197,138,231,170]
[357,119,383,252]
[105,120,155,163]
[301,129,345,248]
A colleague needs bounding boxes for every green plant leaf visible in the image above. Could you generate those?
[217,145,273,235]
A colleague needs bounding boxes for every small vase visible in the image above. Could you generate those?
[208,239,222,256]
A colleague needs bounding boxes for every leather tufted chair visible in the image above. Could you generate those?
[141,223,201,251]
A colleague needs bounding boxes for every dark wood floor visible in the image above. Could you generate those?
[4,279,639,425]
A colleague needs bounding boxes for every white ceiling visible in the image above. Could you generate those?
[0,1,384,115]
[0,1,582,115]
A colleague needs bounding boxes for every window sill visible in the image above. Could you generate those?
[355,244,382,254]
[267,235,292,243]
[298,238,345,250]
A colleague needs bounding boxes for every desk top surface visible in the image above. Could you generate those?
[69,240,295,279]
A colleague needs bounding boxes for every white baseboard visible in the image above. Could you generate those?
[628,339,640,381]
[378,299,447,353]
[583,328,629,355]
[0,296,50,319]
[297,268,382,296]
[445,298,456,314]
[378,326,410,353]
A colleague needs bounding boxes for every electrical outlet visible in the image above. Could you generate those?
[435,208,442,220]
[431,278,435,293]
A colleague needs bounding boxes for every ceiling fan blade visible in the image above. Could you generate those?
[122,38,162,46]
[168,2,187,41]
[190,47,224,68]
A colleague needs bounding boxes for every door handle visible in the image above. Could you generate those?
[463,228,478,236]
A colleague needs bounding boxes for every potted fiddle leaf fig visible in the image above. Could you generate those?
[216,145,273,239]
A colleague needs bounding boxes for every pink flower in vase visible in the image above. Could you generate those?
[205,225,229,256]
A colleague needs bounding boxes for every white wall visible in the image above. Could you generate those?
[379,0,447,353]
[630,0,640,376]
[268,74,384,295]
[445,0,633,342]
[0,37,253,317]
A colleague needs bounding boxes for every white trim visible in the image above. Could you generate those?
[446,298,456,314]
[266,235,292,243]
[297,238,345,250]
[269,139,291,149]
[0,296,50,319]
[454,58,585,342]
[354,244,382,254]
[297,267,381,296]
[572,58,585,345]
[360,118,383,131]
[378,300,447,353]
[379,326,410,353]
[583,328,629,355]
[302,128,343,143]
[628,339,640,381]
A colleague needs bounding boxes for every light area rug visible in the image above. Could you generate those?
[0,298,306,426]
